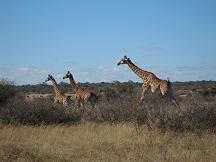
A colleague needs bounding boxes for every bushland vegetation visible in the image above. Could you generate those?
[0,79,216,161]
[0,79,216,131]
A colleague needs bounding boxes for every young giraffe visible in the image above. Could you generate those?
[63,71,99,107]
[117,56,180,111]
[45,74,70,106]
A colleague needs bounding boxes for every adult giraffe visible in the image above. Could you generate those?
[117,56,180,111]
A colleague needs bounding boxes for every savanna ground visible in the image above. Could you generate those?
[1,123,216,162]
[0,80,216,161]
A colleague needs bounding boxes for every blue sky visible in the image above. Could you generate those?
[0,0,216,85]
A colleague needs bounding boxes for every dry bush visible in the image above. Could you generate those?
[1,80,216,132]
[81,90,216,132]
[0,95,80,125]
[0,80,17,105]
[1,90,216,132]
[135,94,216,132]
[79,92,138,123]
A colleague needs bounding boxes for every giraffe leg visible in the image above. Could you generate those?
[54,97,58,104]
[161,82,182,113]
[80,100,84,107]
[139,83,149,103]
[167,94,182,113]
[63,100,68,106]
[76,98,81,107]
[77,97,84,108]
[172,98,181,113]
[80,99,85,114]
[151,85,158,93]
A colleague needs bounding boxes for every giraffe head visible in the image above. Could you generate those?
[45,74,54,82]
[63,71,72,79]
[117,56,131,66]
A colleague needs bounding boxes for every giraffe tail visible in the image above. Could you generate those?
[167,78,173,97]
[90,92,100,103]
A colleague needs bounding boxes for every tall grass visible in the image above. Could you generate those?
[0,123,216,162]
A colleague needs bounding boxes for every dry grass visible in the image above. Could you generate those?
[0,123,216,162]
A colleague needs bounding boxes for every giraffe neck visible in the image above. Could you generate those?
[127,60,150,80]
[50,79,63,96]
[69,76,79,92]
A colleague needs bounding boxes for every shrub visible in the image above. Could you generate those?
[200,88,216,97]
[115,82,135,93]
[0,80,17,105]
[136,95,216,132]
[0,96,80,125]
[210,88,216,96]
[82,95,135,122]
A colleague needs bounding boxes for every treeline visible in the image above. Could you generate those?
[18,80,216,96]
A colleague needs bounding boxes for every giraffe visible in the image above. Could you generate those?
[117,56,180,111]
[45,74,71,106]
[63,71,99,107]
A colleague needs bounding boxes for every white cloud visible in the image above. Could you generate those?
[0,67,49,85]
[16,67,31,72]
[154,64,216,81]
